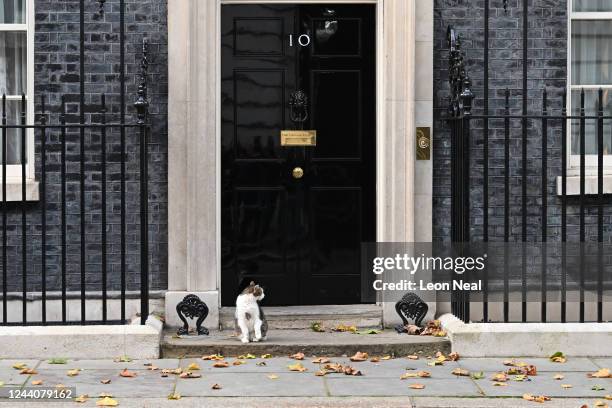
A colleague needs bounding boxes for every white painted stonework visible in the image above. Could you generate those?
[167,0,434,328]
[440,314,612,357]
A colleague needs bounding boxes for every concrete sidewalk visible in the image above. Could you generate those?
[0,355,609,407]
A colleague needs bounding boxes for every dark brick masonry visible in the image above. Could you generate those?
[434,0,612,244]
[2,0,167,294]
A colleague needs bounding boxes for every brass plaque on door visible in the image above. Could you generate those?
[281,130,317,147]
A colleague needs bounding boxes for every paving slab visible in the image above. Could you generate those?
[328,357,461,379]
[162,329,450,357]
[37,358,180,371]
[326,376,480,397]
[592,358,612,369]
[457,357,600,372]
[174,372,327,397]
[22,368,176,398]
[474,371,612,397]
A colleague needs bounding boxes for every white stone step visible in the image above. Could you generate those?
[219,304,383,331]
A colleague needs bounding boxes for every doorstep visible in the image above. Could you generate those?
[161,329,450,358]
[219,304,383,330]
[440,313,612,357]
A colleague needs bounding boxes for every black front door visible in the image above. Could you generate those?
[221,4,376,306]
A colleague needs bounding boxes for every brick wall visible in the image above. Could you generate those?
[2,0,167,294]
[431,0,612,243]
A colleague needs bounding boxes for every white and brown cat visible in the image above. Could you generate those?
[235,281,268,343]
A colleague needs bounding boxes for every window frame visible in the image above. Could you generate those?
[0,0,34,180]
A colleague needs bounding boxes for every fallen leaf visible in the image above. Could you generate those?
[243,354,257,360]
[593,385,606,391]
[448,352,460,361]
[48,358,68,365]
[290,352,305,360]
[179,371,201,379]
[400,372,418,379]
[211,383,222,390]
[405,325,422,335]
[549,352,567,363]
[350,352,369,362]
[506,367,523,375]
[119,369,136,378]
[232,360,245,366]
[101,379,111,384]
[20,368,38,375]
[427,360,443,367]
[553,374,564,380]
[523,394,551,403]
[96,397,119,407]
[514,374,528,382]
[202,354,224,361]
[471,371,485,380]
[561,384,572,388]
[256,362,267,366]
[417,371,431,378]
[332,324,357,333]
[381,356,392,360]
[261,354,273,359]
[315,370,327,376]
[312,357,331,364]
[523,365,537,376]
[31,380,43,385]
[12,363,27,370]
[452,368,470,377]
[503,359,516,366]
[310,322,325,332]
[589,369,612,379]
[409,383,425,389]
[605,395,612,400]
[267,374,279,380]
[493,382,508,386]
[147,365,158,371]
[492,373,508,382]
[167,393,181,400]
[370,357,380,363]
[356,329,381,335]
[213,361,230,368]
[595,401,609,408]
[75,394,89,403]
[187,363,200,371]
[407,355,419,360]
[98,393,113,398]
[288,363,307,372]
[113,355,132,363]
[161,368,182,375]
[67,369,80,377]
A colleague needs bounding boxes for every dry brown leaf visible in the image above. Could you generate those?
[261,354,273,359]
[20,368,38,375]
[201,354,224,361]
[256,362,267,367]
[75,394,89,403]
[167,393,181,400]
[523,394,551,403]
[96,397,119,407]
[119,369,136,378]
[448,352,460,361]
[290,352,305,360]
[67,369,80,377]
[594,401,609,408]
[179,371,201,379]
[315,370,327,376]
[288,363,307,372]
[605,395,612,400]
[98,393,113,398]
[312,357,330,364]
[342,366,363,376]
[12,363,27,370]
[452,368,470,377]
[332,324,357,333]
[589,368,612,378]
[232,360,245,366]
[267,374,279,380]
[407,355,419,360]
[409,383,425,389]
[147,365,159,371]
[370,357,380,363]
[492,373,508,382]
[400,372,418,379]
[523,365,537,376]
[349,352,369,362]
[213,361,230,368]
[493,382,508,386]
[31,380,43,385]
[561,384,572,388]
[186,363,200,371]
[553,374,564,380]
[100,379,111,384]
[211,383,222,390]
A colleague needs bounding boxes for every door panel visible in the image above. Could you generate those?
[221,4,375,306]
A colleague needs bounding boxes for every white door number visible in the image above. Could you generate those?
[289,34,311,47]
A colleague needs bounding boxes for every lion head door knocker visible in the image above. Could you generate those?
[289,90,309,130]
[176,294,210,336]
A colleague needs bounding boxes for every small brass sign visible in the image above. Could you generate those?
[416,127,431,160]
[281,130,317,147]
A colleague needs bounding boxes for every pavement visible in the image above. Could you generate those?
[0,354,609,407]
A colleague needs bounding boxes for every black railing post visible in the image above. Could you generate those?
[40,95,47,325]
[20,94,27,324]
[60,97,67,323]
[597,88,604,323]
[1,94,6,324]
[101,94,107,323]
[135,38,150,325]
[541,89,548,323]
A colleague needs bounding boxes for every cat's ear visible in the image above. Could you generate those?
[249,281,255,286]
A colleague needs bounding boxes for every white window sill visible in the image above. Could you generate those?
[0,179,40,202]
[556,175,612,196]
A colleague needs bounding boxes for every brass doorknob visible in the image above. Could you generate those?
[292,167,304,179]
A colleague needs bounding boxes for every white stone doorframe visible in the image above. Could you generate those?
[166,0,434,328]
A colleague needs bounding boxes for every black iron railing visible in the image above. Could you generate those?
[447,26,612,324]
[0,41,150,327]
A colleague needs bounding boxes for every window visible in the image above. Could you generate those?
[569,0,612,170]
[0,0,33,179]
